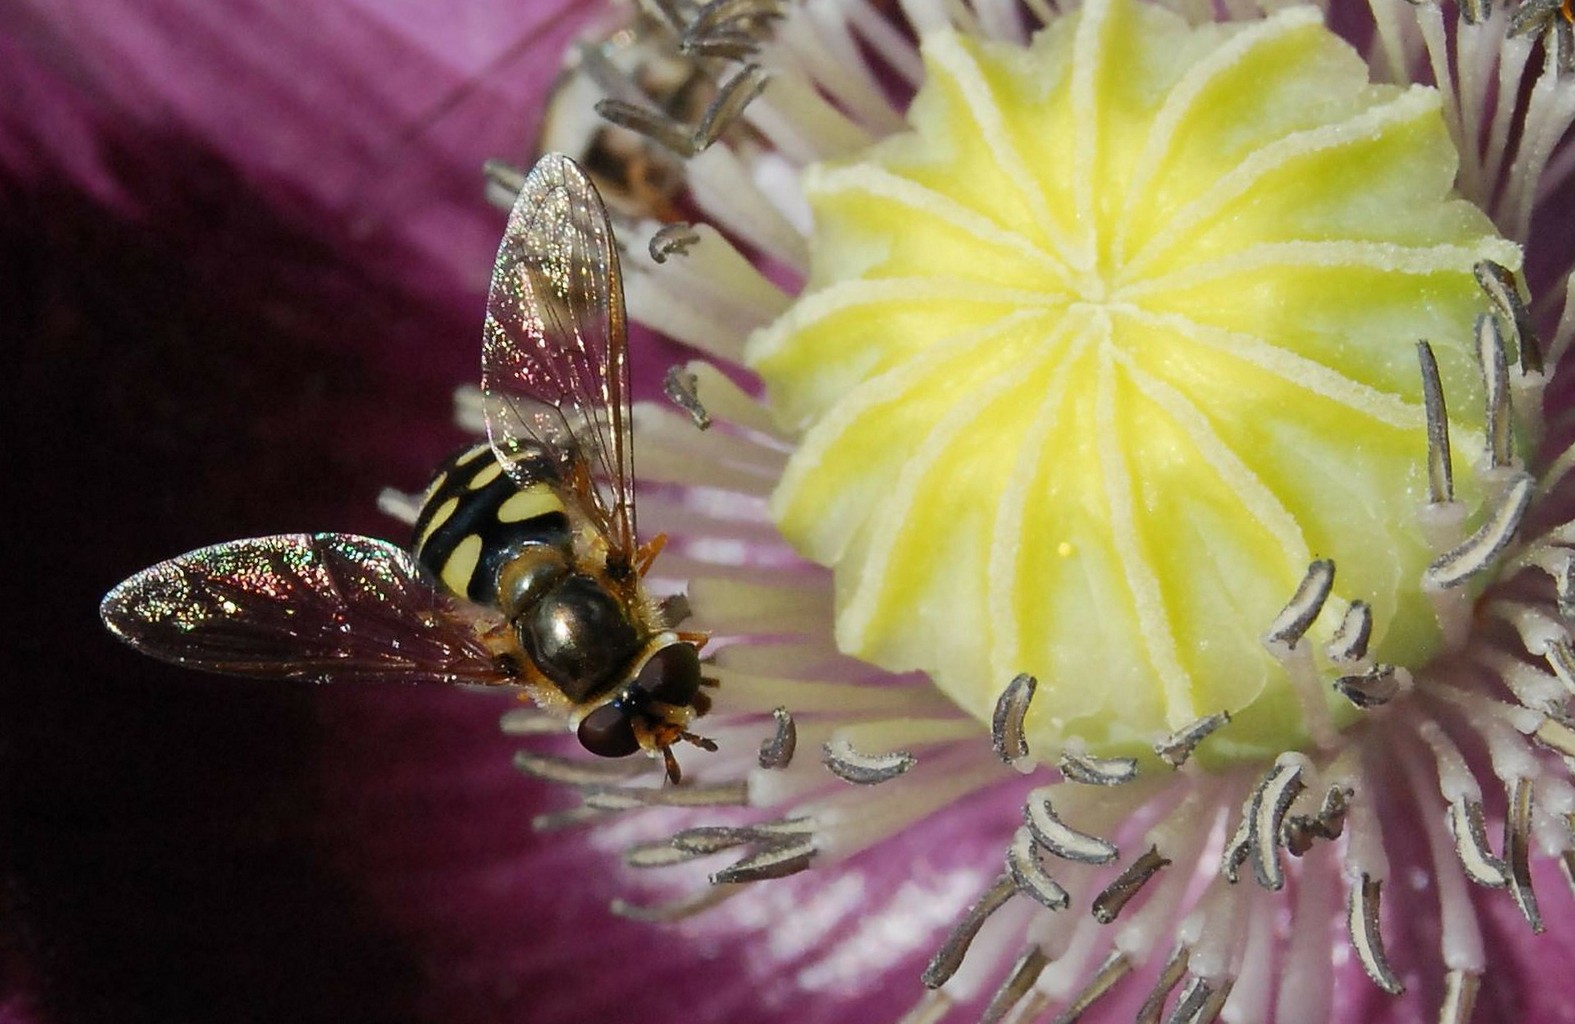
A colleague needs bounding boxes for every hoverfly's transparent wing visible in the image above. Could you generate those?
[101,534,508,686]
[481,152,637,573]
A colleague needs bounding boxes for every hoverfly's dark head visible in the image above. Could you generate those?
[575,639,704,759]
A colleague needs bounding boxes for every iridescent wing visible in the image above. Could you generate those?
[481,152,637,574]
[100,534,509,686]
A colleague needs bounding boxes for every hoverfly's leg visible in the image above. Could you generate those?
[698,673,720,688]
[634,532,670,576]
[661,745,684,784]
[676,629,709,650]
[681,731,718,752]
[691,689,714,716]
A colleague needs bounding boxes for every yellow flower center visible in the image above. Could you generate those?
[746,0,1520,762]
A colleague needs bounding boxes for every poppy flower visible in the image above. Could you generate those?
[6,0,1575,1023]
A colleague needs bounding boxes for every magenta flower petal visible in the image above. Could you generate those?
[8,1,1575,1023]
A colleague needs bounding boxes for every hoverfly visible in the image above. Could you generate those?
[101,153,714,782]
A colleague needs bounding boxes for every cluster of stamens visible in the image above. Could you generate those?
[454,0,1575,1020]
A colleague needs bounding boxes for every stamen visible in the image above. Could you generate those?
[663,365,712,430]
[1262,559,1335,650]
[693,64,771,151]
[1424,472,1535,589]
[1439,969,1481,1024]
[991,672,1036,769]
[1168,975,1231,1024]
[1505,776,1545,931]
[1533,715,1575,757]
[690,820,819,884]
[979,945,1049,1024]
[1046,950,1131,1024]
[1447,796,1508,887]
[1248,752,1309,890]
[758,705,797,769]
[498,707,562,735]
[481,158,526,211]
[1475,260,1543,374]
[1476,312,1515,469]
[596,98,698,158]
[1348,874,1404,995]
[1135,946,1190,1024]
[921,873,1018,989]
[1282,785,1351,856]
[1007,827,1072,910]
[823,735,916,784]
[1416,341,1455,504]
[1057,748,1139,786]
[1333,663,1403,708]
[649,223,702,264]
[610,884,742,923]
[582,780,750,810]
[1092,845,1171,924]
[513,750,652,785]
[1023,790,1119,864]
[1153,711,1231,769]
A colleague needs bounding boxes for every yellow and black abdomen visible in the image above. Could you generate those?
[411,443,571,605]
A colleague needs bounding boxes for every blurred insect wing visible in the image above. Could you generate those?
[480,153,638,574]
[100,533,509,686]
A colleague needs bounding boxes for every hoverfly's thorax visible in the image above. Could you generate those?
[412,443,572,604]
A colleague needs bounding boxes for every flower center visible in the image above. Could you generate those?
[745,0,1520,763]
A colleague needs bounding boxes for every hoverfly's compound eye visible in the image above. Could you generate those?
[631,642,702,708]
[496,545,569,618]
[576,702,641,758]
[520,574,640,700]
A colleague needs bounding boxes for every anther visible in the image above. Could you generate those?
[1333,663,1401,708]
[683,0,784,47]
[1505,777,1544,932]
[1248,753,1308,890]
[1476,313,1515,469]
[1049,950,1132,1024]
[1135,946,1190,1024]
[583,779,750,810]
[921,873,1018,989]
[1447,796,1507,887]
[513,749,652,786]
[1263,559,1335,651]
[1006,827,1072,911]
[1282,785,1351,855]
[758,705,797,769]
[1458,0,1491,25]
[1154,711,1231,769]
[595,99,698,158]
[1325,600,1373,665]
[1439,969,1481,1024]
[1416,341,1455,504]
[1348,874,1403,995]
[1533,716,1575,758]
[610,884,740,923]
[482,159,527,211]
[1475,261,1543,374]
[664,365,712,430]
[650,223,701,264]
[1166,975,1230,1024]
[1556,563,1575,620]
[693,64,770,151]
[823,735,916,784]
[1220,810,1254,884]
[1509,0,1563,37]
[1058,748,1139,786]
[1023,791,1118,864]
[980,945,1049,1024]
[1092,845,1172,923]
[1545,641,1575,697]
[992,673,1037,768]
[1424,473,1535,589]
[709,823,818,884]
